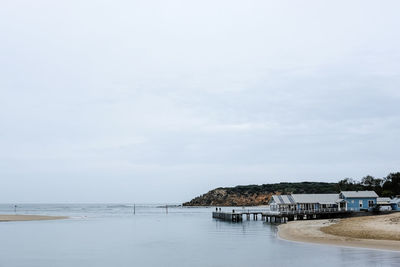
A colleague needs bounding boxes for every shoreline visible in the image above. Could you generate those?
[278,213,400,252]
[0,215,68,222]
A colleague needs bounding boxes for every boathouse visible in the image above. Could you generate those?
[390,197,400,211]
[377,197,391,205]
[269,194,343,212]
[339,191,378,211]
[376,197,392,211]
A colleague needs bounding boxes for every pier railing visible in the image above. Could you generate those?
[214,208,347,216]
[237,209,270,214]
[214,209,270,214]
[266,208,349,216]
[213,208,351,223]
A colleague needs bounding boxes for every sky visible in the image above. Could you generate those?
[1,0,399,203]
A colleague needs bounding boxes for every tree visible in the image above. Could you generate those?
[361,175,384,195]
[361,175,375,189]
[383,172,400,196]
[381,190,394,197]
[337,178,364,191]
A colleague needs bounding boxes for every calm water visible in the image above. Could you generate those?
[0,204,399,267]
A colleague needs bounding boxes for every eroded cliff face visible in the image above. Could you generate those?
[183,188,276,206]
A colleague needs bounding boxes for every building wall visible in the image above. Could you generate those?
[296,203,320,211]
[391,202,400,211]
[345,197,376,211]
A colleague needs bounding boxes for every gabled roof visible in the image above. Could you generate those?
[270,195,296,205]
[377,197,391,204]
[340,191,378,198]
[292,194,339,205]
[390,198,400,204]
[271,194,339,205]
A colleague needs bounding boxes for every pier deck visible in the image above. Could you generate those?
[212,209,351,223]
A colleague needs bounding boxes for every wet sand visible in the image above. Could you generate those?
[0,215,68,222]
[278,213,400,251]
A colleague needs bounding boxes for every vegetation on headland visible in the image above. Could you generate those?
[183,172,400,206]
[339,172,400,197]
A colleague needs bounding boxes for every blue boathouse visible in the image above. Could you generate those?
[339,191,378,211]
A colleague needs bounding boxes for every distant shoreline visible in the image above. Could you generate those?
[0,215,68,222]
[278,213,400,251]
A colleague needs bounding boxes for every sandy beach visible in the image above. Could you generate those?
[0,215,68,222]
[278,213,400,251]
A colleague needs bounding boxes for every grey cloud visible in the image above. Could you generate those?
[0,0,399,202]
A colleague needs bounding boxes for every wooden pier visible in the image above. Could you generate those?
[212,212,243,222]
[212,209,267,222]
[212,209,351,223]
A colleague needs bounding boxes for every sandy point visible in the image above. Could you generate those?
[278,213,400,252]
[0,215,68,222]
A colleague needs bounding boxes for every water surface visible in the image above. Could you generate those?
[0,204,399,267]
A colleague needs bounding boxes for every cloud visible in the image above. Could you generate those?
[0,0,399,202]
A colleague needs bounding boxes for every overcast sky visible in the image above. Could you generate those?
[1,0,399,203]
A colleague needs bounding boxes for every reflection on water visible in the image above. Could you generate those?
[0,204,399,267]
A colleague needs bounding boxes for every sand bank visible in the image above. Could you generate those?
[0,215,68,222]
[278,213,400,251]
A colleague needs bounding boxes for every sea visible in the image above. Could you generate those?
[0,204,399,267]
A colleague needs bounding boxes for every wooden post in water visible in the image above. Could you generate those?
[166,205,168,214]
[134,204,136,215]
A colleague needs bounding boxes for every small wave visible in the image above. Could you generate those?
[106,205,132,208]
